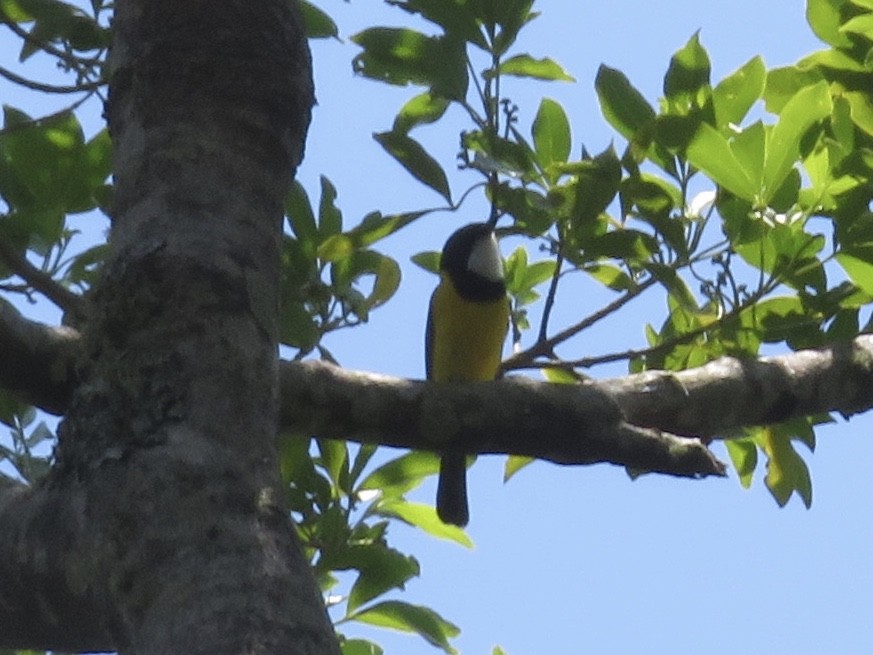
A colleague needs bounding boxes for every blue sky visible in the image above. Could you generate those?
[3,1,873,654]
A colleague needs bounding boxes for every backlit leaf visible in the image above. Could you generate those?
[595,65,656,141]
[713,56,765,128]
[377,499,472,547]
[374,131,452,202]
[532,97,571,173]
[495,54,575,82]
[349,601,459,653]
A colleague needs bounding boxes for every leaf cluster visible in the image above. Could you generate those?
[281,437,469,654]
[345,0,873,510]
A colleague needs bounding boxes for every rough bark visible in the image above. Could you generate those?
[0,1,339,653]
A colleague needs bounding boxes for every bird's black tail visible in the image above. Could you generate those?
[437,452,469,527]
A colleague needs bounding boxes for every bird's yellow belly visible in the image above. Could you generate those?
[429,283,509,382]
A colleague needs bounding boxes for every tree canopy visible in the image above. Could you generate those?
[1,0,873,653]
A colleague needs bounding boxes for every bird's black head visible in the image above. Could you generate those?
[440,223,506,302]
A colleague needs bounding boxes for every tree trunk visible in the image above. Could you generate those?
[0,1,340,653]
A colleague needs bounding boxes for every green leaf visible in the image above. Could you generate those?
[349,601,460,653]
[359,451,439,497]
[0,386,30,427]
[843,90,873,137]
[663,32,711,102]
[836,250,873,295]
[532,98,571,174]
[730,121,766,192]
[340,545,421,613]
[0,108,100,219]
[713,56,766,128]
[566,146,622,243]
[725,438,758,488]
[384,0,486,50]
[286,182,318,251]
[336,210,427,251]
[280,301,320,351]
[762,81,831,203]
[374,131,452,203]
[318,176,343,239]
[762,426,813,508]
[763,65,825,114]
[489,0,536,55]
[351,28,467,100]
[463,129,537,180]
[377,499,473,547]
[731,219,826,293]
[331,251,402,315]
[11,0,107,58]
[586,229,658,261]
[393,92,450,133]
[619,174,684,253]
[278,434,315,491]
[494,54,575,82]
[839,12,873,38]
[585,263,634,291]
[646,263,697,310]
[65,243,107,288]
[0,0,33,21]
[369,256,402,309]
[504,245,528,292]
[686,124,757,200]
[411,250,441,274]
[316,438,348,493]
[299,0,339,39]
[595,65,656,142]
[521,259,558,288]
[540,367,581,384]
[348,444,378,490]
[504,455,534,481]
[806,0,854,48]
[742,296,815,344]
[497,185,553,234]
[341,639,384,655]
[318,234,354,262]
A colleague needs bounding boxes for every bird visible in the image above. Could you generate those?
[426,222,510,526]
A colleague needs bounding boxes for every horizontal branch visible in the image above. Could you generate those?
[599,335,873,437]
[0,298,79,414]
[0,239,84,315]
[278,334,873,473]
[279,361,726,478]
[5,302,873,471]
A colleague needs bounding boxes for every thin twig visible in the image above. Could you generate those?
[0,90,97,137]
[0,63,101,94]
[510,278,779,372]
[537,235,564,343]
[0,239,82,315]
[503,275,659,370]
[1,16,105,70]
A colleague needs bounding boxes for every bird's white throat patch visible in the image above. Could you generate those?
[467,232,504,282]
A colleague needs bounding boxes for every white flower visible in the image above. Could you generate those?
[753,207,804,227]
[686,190,716,220]
[356,488,381,503]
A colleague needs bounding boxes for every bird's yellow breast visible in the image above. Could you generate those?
[428,274,509,382]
